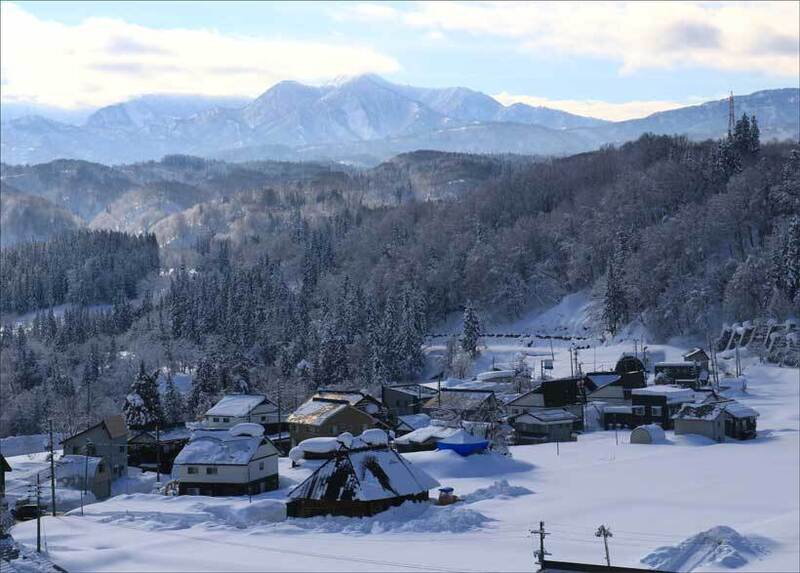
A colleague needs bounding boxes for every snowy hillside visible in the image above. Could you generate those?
[11,343,799,572]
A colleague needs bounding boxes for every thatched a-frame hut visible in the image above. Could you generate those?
[287,434,439,518]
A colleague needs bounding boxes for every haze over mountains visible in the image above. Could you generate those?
[2,74,798,165]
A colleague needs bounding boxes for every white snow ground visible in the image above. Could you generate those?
[10,299,800,572]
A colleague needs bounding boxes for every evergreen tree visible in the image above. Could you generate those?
[122,361,163,430]
[187,358,218,417]
[461,303,481,357]
[162,373,185,425]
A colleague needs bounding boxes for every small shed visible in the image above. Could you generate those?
[674,400,758,442]
[286,433,439,518]
[630,424,666,444]
[394,423,458,452]
[436,429,489,456]
[394,413,431,436]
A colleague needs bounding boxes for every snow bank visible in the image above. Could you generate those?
[462,479,533,503]
[282,500,490,535]
[202,498,286,528]
[641,526,769,572]
[407,449,533,479]
[0,434,60,457]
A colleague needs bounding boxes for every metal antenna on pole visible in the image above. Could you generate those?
[596,524,613,567]
[531,521,550,570]
[728,91,735,137]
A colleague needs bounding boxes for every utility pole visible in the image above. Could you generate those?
[728,91,735,137]
[156,425,161,484]
[531,521,550,570]
[49,420,56,516]
[569,347,574,377]
[595,524,613,567]
[35,473,42,553]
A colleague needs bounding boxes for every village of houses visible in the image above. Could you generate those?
[1,317,799,572]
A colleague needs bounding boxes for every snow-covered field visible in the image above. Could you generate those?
[11,336,799,572]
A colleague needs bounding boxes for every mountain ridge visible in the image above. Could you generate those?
[1,76,797,165]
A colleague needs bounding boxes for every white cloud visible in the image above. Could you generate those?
[493,92,713,121]
[378,1,799,78]
[0,3,401,108]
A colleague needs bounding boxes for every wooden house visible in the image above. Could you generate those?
[287,397,379,447]
[56,455,112,499]
[62,415,128,480]
[682,348,711,373]
[422,388,499,422]
[505,377,586,429]
[173,424,279,496]
[603,386,695,430]
[674,399,758,442]
[509,409,577,444]
[286,438,439,518]
[0,453,10,501]
[127,426,191,473]
[654,362,706,389]
[203,394,282,433]
[381,384,438,417]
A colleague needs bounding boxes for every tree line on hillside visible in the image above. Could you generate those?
[0,230,159,314]
[1,124,798,436]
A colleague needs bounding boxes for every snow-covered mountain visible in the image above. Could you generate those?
[1,76,797,165]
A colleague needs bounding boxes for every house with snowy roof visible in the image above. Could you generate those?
[422,388,500,422]
[394,413,432,436]
[173,423,279,496]
[603,385,695,430]
[393,421,460,452]
[286,430,440,518]
[682,348,711,373]
[287,394,381,447]
[203,394,281,432]
[381,384,438,417]
[654,362,706,389]
[674,399,758,442]
[509,408,577,444]
[505,376,588,429]
[62,415,128,480]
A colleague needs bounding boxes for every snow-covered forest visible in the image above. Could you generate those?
[1,123,798,437]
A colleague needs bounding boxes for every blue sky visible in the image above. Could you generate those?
[3,1,798,120]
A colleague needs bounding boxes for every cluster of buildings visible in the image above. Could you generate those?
[0,345,762,521]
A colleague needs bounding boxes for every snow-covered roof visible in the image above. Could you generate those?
[397,413,431,431]
[288,446,440,502]
[674,400,759,421]
[286,398,349,426]
[387,384,438,397]
[655,362,698,369]
[423,389,494,412]
[633,385,694,403]
[476,370,515,381]
[437,429,486,445]
[205,394,271,417]
[315,390,375,406]
[174,428,269,466]
[57,455,103,478]
[514,409,577,425]
[683,348,709,359]
[393,424,458,445]
[604,405,633,414]
[63,415,128,443]
[586,373,621,389]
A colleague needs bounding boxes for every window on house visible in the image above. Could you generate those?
[187,467,198,474]
[206,467,218,475]
[213,417,220,422]
[119,446,125,453]
[223,418,230,423]
[259,462,264,471]
[632,406,645,416]
[72,446,79,455]
[651,406,663,417]
[261,416,266,421]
